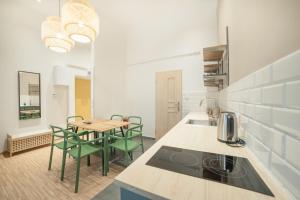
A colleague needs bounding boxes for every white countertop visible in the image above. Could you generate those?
[115,112,290,200]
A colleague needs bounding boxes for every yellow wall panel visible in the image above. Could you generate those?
[75,78,91,120]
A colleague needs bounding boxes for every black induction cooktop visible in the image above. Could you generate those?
[146,146,274,197]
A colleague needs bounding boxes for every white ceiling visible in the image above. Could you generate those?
[10,0,218,53]
[16,0,218,27]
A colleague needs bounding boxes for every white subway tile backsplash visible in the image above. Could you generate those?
[255,105,272,126]
[271,152,300,199]
[249,88,261,104]
[240,90,249,103]
[285,136,300,171]
[219,50,300,200]
[286,80,300,109]
[246,119,260,138]
[250,137,271,168]
[258,125,274,149]
[272,50,300,82]
[262,84,284,106]
[272,129,285,157]
[273,108,300,139]
[245,104,256,118]
[255,65,272,86]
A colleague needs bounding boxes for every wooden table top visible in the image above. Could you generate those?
[68,119,130,132]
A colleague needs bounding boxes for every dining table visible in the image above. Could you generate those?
[68,119,130,175]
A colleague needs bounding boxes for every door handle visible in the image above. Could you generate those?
[177,102,180,112]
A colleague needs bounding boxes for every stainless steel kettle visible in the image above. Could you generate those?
[217,112,238,143]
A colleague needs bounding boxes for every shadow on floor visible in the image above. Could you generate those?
[92,137,155,200]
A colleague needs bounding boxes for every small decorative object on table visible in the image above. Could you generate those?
[123,117,129,129]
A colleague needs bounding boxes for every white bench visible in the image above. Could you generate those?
[7,129,51,157]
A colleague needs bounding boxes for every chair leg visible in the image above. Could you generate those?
[87,155,91,166]
[101,150,105,176]
[61,150,67,181]
[129,152,133,161]
[101,151,105,176]
[75,158,81,193]
[48,144,54,170]
[140,136,144,153]
[125,151,130,166]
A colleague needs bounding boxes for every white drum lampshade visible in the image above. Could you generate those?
[62,0,99,44]
[41,16,75,53]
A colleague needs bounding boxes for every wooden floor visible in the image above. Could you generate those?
[0,146,125,200]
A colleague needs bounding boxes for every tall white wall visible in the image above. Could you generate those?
[125,55,206,137]
[123,0,219,137]
[218,0,300,83]
[0,0,91,153]
[93,14,127,119]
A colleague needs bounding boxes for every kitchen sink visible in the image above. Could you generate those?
[186,119,209,125]
[186,119,217,126]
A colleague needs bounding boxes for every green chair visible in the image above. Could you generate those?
[109,124,144,166]
[66,116,84,132]
[62,128,106,193]
[127,116,144,141]
[48,125,87,181]
[110,114,124,136]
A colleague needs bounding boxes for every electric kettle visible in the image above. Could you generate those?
[217,111,238,143]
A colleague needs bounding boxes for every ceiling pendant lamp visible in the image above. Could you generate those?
[62,0,99,44]
[41,0,74,53]
[41,16,75,53]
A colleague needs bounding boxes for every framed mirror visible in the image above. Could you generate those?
[18,71,41,120]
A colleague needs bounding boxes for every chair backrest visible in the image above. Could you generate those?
[61,128,81,144]
[128,116,142,130]
[50,125,65,138]
[110,114,124,121]
[125,124,143,138]
[66,116,84,128]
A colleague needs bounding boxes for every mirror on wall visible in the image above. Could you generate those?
[18,71,41,120]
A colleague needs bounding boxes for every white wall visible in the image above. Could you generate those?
[125,55,206,137]
[0,0,91,153]
[93,14,127,119]
[219,50,300,200]
[123,0,219,137]
[218,0,300,83]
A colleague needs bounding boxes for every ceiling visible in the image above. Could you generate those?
[16,0,218,27]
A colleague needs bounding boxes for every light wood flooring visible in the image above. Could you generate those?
[0,137,155,200]
[0,146,124,200]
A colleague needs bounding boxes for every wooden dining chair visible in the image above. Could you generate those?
[62,128,106,193]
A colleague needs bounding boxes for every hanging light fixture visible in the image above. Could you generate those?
[62,0,99,44]
[41,0,74,53]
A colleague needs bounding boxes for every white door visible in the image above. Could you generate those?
[155,70,182,140]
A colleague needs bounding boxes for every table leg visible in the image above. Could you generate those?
[120,127,125,137]
[103,131,109,175]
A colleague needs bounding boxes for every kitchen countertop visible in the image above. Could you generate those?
[115,112,290,200]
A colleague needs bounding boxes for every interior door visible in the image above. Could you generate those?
[75,78,91,120]
[155,70,182,140]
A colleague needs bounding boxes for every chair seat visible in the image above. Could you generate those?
[55,139,85,149]
[128,131,142,138]
[110,140,140,152]
[68,143,103,158]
